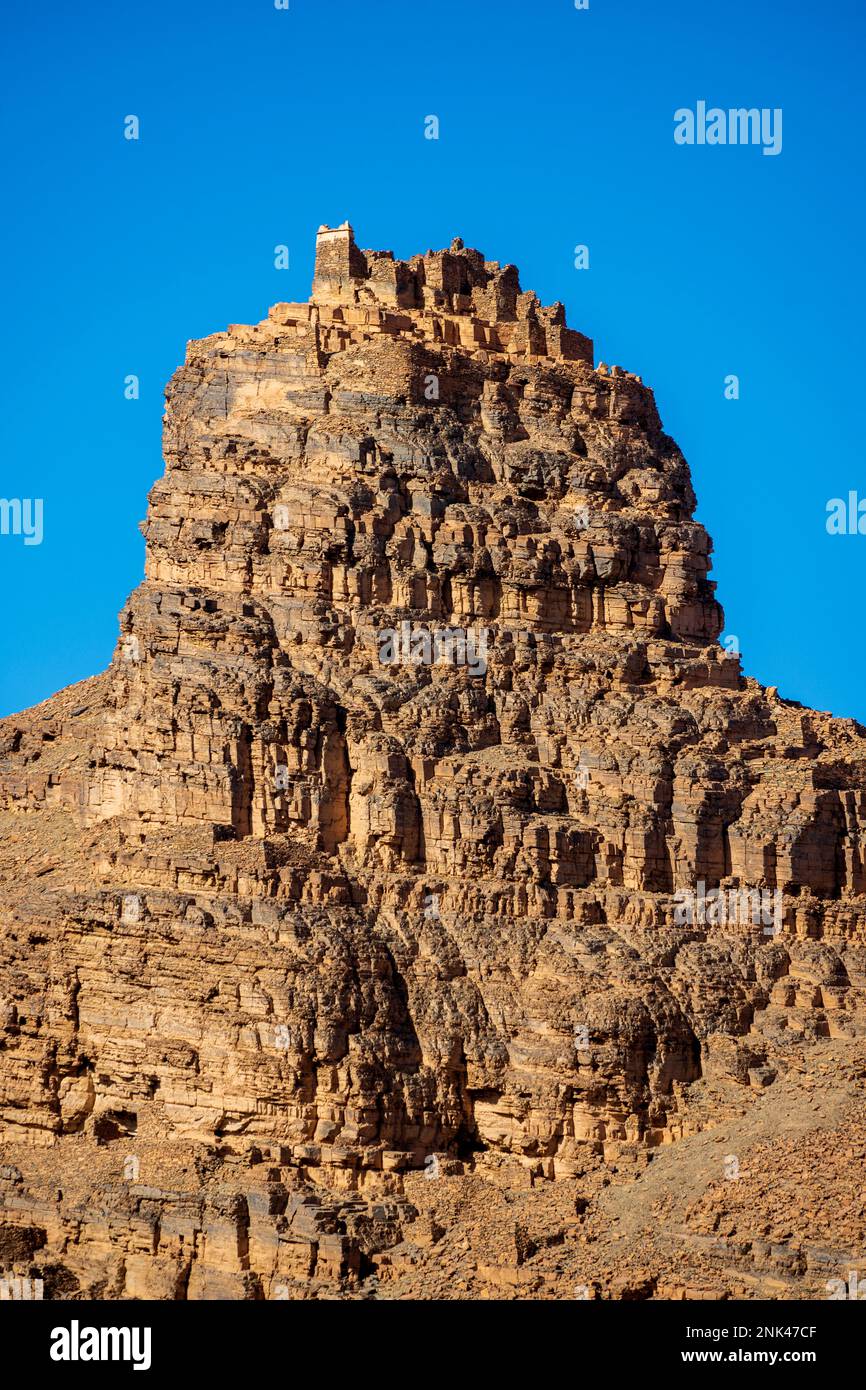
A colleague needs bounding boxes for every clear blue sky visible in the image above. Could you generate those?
[1,0,864,720]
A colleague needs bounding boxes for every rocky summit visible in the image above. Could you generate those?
[1,223,865,1302]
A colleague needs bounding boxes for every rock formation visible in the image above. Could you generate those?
[1,222,865,1300]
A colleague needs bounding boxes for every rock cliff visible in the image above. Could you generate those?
[1,223,865,1300]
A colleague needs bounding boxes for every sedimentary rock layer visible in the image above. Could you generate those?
[1,223,864,1299]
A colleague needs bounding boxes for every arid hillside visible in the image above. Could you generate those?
[1,224,864,1300]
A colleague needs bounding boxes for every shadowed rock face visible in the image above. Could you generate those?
[1,224,865,1300]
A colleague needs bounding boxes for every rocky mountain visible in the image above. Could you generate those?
[1,223,864,1300]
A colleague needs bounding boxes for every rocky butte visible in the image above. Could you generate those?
[1,223,865,1300]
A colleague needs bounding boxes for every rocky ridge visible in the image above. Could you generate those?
[1,223,865,1299]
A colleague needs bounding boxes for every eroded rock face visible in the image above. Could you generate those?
[1,223,865,1299]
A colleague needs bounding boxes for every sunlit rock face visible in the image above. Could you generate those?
[1,224,864,1301]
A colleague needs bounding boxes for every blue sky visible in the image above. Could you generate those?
[1,0,864,720]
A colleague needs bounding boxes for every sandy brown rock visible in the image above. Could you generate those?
[1,223,865,1300]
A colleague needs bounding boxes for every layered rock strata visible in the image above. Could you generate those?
[1,223,865,1299]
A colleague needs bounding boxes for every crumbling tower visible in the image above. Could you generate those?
[311,222,368,305]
